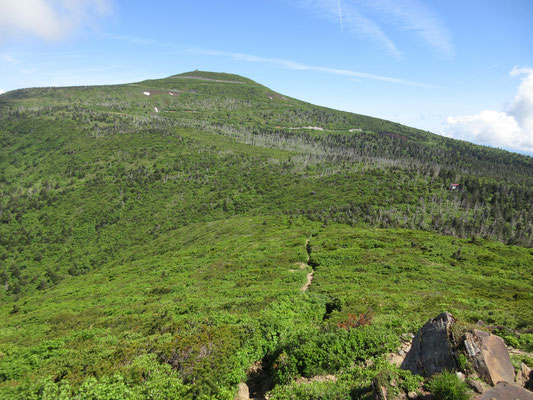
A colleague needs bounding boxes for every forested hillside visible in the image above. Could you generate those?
[0,71,531,399]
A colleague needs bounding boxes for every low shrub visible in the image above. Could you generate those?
[428,371,471,400]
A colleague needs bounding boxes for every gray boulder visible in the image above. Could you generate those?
[464,329,514,385]
[401,312,457,377]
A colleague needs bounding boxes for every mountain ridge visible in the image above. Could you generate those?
[0,70,531,399]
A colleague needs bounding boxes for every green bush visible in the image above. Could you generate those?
[456,354,473,374]
[428,372,471,400]
[270,325,397,379]
[397,368,423,393]
[519,333,533,352]
[268,380,353,400]
[272,351,299,385]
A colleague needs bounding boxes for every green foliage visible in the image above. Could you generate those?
[268,380,353,400]
[495,331,533,352]
[397,368,424,393]
[2,355,192,400]
[428,372,471,400]
[520,334,533,352]
[75,375,137,400]
[272,351,299,386]
[271,325,398,380]
[456,354,473,375]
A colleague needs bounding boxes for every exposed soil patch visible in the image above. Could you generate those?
[387,334,413,367]
[384,132,408,141]
[301,270,314,292]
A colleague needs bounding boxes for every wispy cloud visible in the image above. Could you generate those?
[363,0,454,57]
[445,67,533,154]
[298,0,399,56]
[0,89,5,94]
[0,0,112,42]
[337,0,344,32]
[2,54,16,63]
[105,34,177,48]
[295,0,453,57]
[193,48,440,88]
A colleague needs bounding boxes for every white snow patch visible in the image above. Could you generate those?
[143,91,150,96]
[154,107,159,113]
[288,126,324,131]
[349,128,362,132]
[268,96,273,99]
[169,92,174,96]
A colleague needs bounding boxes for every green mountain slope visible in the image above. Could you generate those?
[0,71,532,399]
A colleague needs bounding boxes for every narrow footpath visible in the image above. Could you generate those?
[301,239,314,292]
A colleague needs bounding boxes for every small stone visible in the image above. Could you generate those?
[235,382,249,400]
[467,379,487,394]
[407,391,418,399]
[399,349,406,356]
[388,353,404,367]
[456,371,465,381]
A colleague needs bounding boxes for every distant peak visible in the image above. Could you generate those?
[171,70,254,84]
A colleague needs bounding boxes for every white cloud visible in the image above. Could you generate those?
[0,89,5,94]
[194,48,439,88]
[2,54,16,63]
[509,67,533,136]
[295,0,453,57]
[445,67,533,154]
[0,0,111,42]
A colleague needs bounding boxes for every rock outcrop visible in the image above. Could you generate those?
[398,312,533,399]
[464,329,514,385]
[401,312,457,377]
[478,381,533,400]
[516,362,533,390]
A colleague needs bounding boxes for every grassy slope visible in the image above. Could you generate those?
[0,71,532,399]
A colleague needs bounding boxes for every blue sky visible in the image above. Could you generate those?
[1,0,532,154]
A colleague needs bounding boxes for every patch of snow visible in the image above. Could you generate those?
[349,128,362,132]
[286,126,330,131]
[169,92,174,96]
[154,107,159,113]
[143,91,150,96]
[268,96,273,100]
